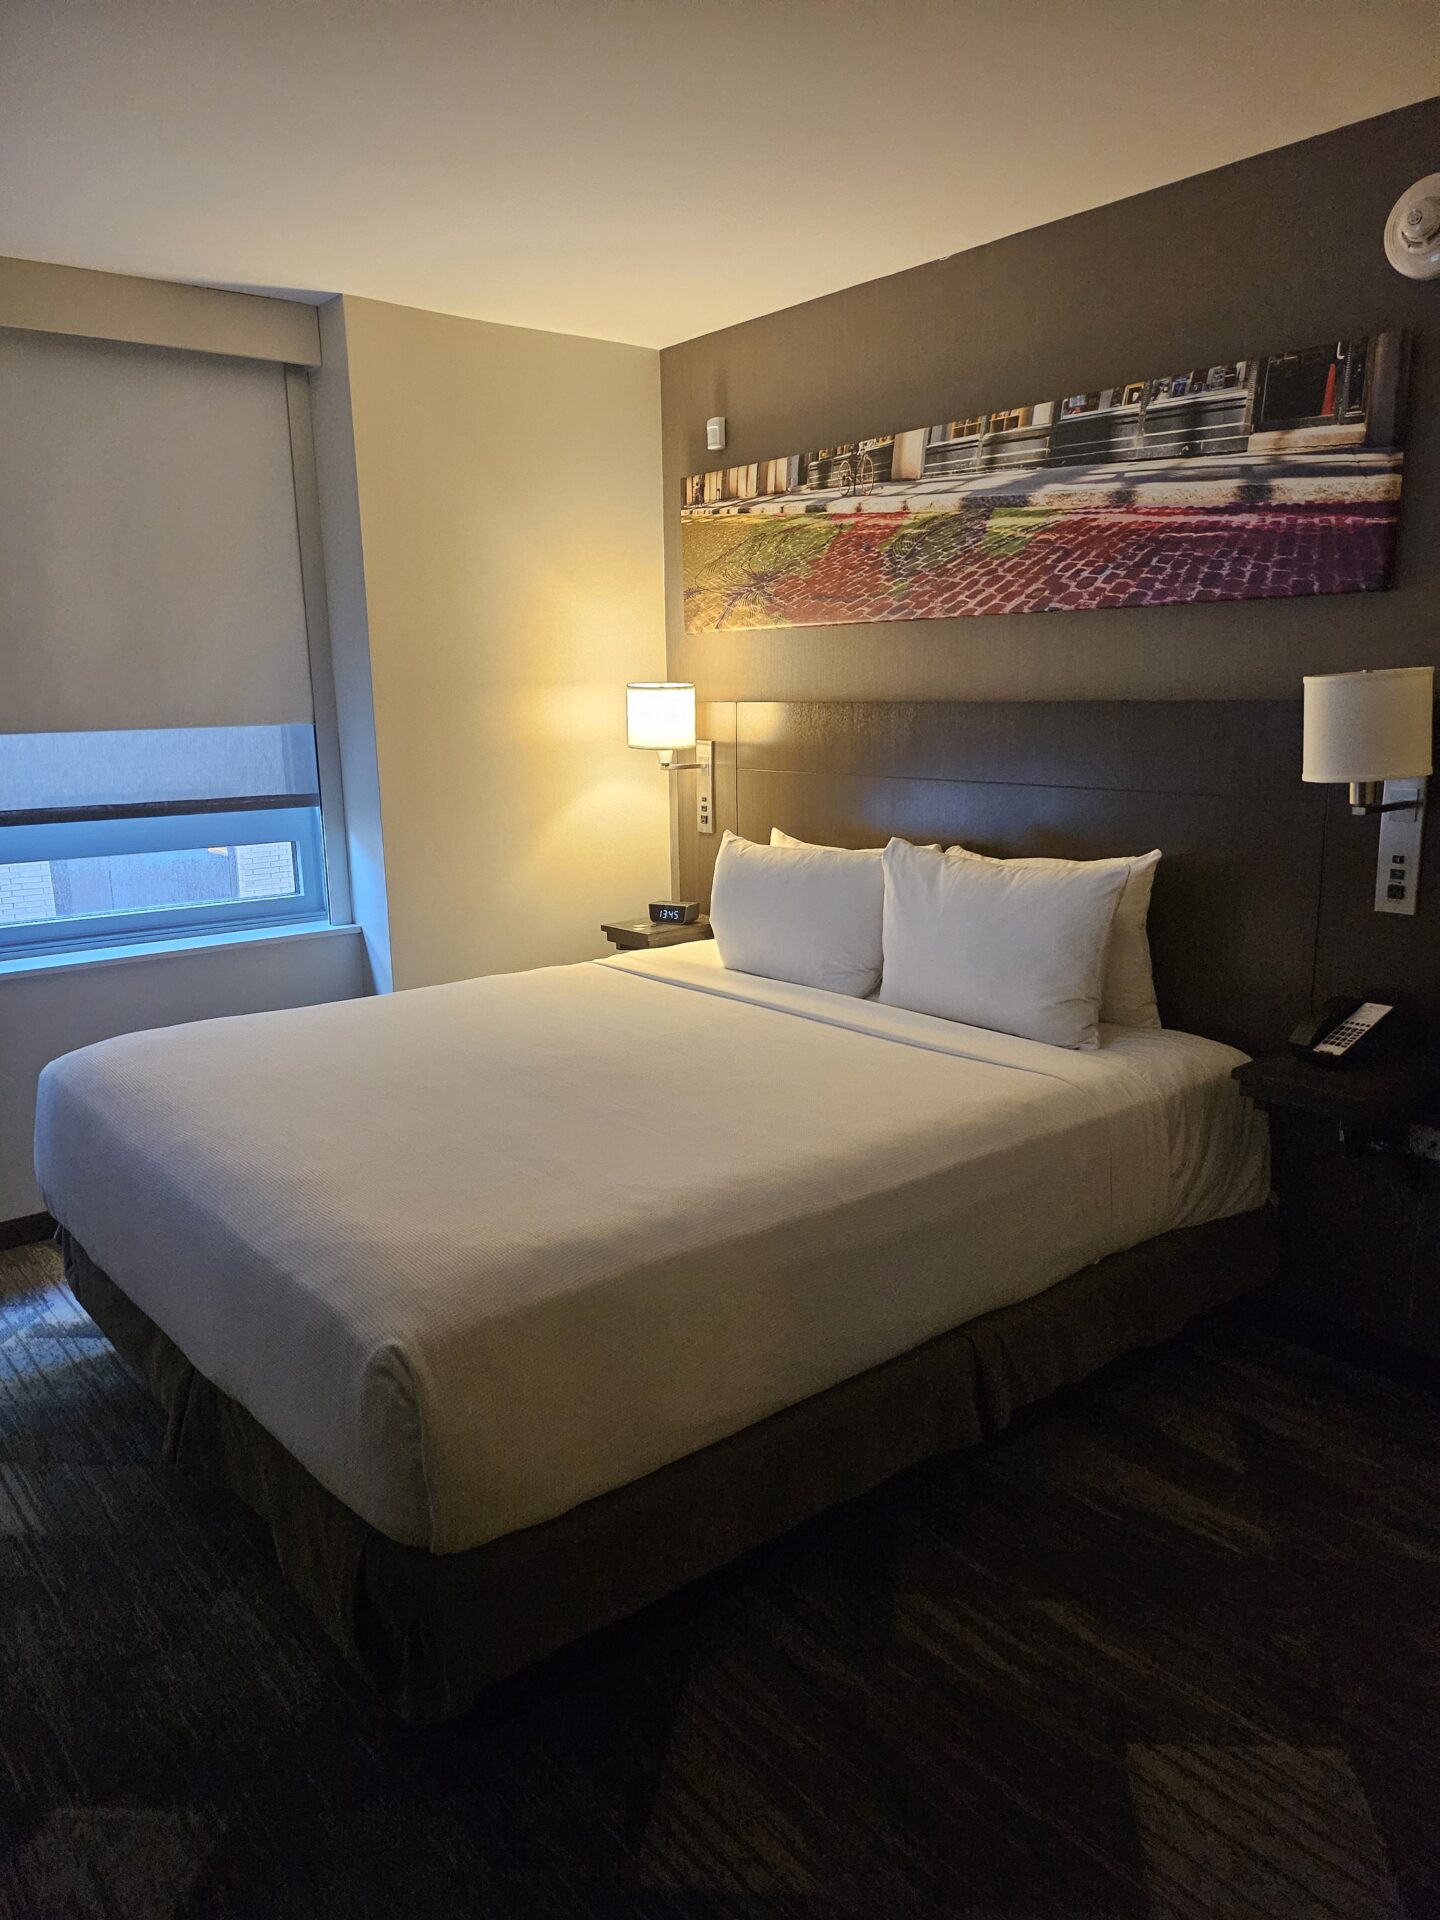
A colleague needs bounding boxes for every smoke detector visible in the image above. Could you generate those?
[1385,174,1440,280]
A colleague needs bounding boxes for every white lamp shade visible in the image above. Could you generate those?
[626,681,696,751]
[1302,666,1434,784]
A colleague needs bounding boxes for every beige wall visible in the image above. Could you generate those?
[1,281,669,1222]
[333,296,669,990]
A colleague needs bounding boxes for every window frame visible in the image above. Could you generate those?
[282,366,353,930]
[0,800,328,958]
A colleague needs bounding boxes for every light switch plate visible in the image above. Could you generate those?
[696,739,714,835]
[1374,777,1425,915]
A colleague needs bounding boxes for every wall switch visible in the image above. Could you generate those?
[695,739,714,834]
[705,416,726,452]
[1374,778,1425,915]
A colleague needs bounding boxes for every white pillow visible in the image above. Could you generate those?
[947,845,1161,1028]
[775,828,1160,1027]
[878,838,1127,1048]
[709,830,884,997]
[770,829,938,853]
[773,827,854,851]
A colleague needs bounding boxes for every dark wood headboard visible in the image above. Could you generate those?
[674,699,1440,1056]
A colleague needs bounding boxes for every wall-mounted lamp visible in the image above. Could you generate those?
[626,681,714,833]
[1303,666,1434,916]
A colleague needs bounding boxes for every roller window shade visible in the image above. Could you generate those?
[0,724,319,815]
[0,329,314,734]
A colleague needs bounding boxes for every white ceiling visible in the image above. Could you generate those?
[2,0,1436,349]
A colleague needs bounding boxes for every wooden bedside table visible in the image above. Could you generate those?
[600,915,714,952]
[1232,1050,1432,1138]
[1233,1050,1440,1377]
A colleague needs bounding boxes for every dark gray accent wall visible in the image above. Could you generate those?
[662,100,1440,704]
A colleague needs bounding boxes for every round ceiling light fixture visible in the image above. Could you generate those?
[1384,173,1440,280]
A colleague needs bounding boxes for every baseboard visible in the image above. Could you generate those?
[0,1211,56,1252]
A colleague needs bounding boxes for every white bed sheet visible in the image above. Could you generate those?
[34,944,1268,1554]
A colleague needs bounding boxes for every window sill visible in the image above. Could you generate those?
[0,919,359,984]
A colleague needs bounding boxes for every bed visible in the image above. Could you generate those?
[35,940,1271,1719]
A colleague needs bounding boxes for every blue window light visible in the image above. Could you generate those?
[0,726,330,960]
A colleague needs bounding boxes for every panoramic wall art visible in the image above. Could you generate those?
[680,332,1408,633]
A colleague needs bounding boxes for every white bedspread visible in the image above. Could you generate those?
[34,945,1268,1554]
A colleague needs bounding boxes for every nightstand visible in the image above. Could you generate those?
[600,915,714,952]
[1232,1050,1432,1139]
[1233,1050,1440,1376]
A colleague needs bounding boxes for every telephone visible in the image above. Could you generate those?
[1288,995,1421,1067]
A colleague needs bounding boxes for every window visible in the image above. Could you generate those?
[1257,339,1370,430]
[0,725,328,959]
[0,330,344,961]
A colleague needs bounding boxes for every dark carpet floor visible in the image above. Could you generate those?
[1,1239,1437,1920]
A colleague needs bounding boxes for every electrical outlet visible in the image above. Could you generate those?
[695,739,714,835]
[1375,778,1424,915]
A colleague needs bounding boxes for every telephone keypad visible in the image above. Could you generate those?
[1313,1001,1394,1058]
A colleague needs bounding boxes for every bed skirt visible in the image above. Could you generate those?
[62,1210,1275,1723]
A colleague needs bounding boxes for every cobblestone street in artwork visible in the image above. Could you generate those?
[681,456,1401,632]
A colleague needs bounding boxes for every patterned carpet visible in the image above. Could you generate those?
[1,1237,1436,1920]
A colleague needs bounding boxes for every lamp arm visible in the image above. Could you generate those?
[1348,779,1426,816]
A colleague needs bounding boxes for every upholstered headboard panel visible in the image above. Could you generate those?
[673,699,1440,1056]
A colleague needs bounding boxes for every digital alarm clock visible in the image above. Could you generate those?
[648,900,700,925]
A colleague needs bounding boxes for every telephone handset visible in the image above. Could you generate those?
[1288,995,1420,1067]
